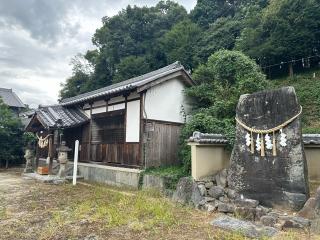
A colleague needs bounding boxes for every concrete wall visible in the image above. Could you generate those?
[77,162,141,188]
[190,143,320,182]
[38,159,141,188]
[190,143,230,180]
[305,146,320,181]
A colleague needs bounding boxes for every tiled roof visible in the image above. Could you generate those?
[60,61,193,106]
[34,105,89,129]
[188,132,320,145]
[0,88,25,108]
[188,131,228,144]
[302,134,320,145]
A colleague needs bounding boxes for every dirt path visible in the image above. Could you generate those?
[0,169,316,240]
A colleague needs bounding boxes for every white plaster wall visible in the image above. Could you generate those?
[143,78,190,123]
[126,100,140,142]
[92,106,106,114]
[109,103,125,111]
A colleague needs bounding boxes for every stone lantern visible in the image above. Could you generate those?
[24,143,34,173]
[57,141,71,179]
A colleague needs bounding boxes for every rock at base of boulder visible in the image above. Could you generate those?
[283,191,308,211]
[279,216,311,229]
[298,197,316,219]
[215,169,228,188]
[198,184,207,196]
[217,202,235,213]
[260,215,277,227]
[234,198,259,208]
[226,188,239,200]
[235,207,256,221]
[208,186,224,199]
[191,182,204,207]
[172,177,205,207]
[211,216,278,239]
[255,206,270,220]
[172,177,193,205]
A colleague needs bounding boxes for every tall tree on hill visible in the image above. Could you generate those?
[60,1,188,99]
[92,1,188,72]
[160,19,201,71]
[236,0,320,76]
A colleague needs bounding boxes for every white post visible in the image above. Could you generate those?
[73,140,79,186]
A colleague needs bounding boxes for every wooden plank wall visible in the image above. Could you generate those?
[143,120,182,168]
[80,143,140,167]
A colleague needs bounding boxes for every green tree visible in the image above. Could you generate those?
[59,54,92,99]
[60,1,189,99]
[180,50,269,173]
[193,17,242,65]
[0,99,23,168]
[160,19,201,71]
[236,0,320,75]
[190,0,235,28]
[92,1,188,71]
[113,56,151,83]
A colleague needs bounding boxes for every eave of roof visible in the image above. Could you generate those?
[60,62,194,107]
[25,105,89,131]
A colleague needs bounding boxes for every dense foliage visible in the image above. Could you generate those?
[0,99,24,168]
[273,69,320,133]
[60,0,320,99]
[180,50,269,173]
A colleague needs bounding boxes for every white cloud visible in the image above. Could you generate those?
[0,0,196,108]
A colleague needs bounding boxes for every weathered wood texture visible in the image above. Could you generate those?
[228,87,309,210]
[78,111,140,167]
[143,120,182,168]
[80,143,140,167]
[64,126,83,159]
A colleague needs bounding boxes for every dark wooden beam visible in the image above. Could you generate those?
[88,103,93,162]
[139,93,144,167]
[48,134,54,174]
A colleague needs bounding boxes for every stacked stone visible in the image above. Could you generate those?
[173,169,312,231]
[193,169,270,222]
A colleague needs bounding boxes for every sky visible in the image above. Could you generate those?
[0,0,196,108]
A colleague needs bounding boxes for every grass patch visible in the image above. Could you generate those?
[0,206,6,220]
[273,69,320,133]
[143,166,187,190]
[41,185,177,236]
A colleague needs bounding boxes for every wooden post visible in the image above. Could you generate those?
[139,92,144,167]
[48,135,53,174]
[88,103,93,162]
[124,95,128,142]
[35,142,40,170]
[289,62,294,77]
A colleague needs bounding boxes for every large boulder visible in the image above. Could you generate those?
[228,87,309,210]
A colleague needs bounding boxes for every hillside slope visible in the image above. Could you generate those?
[273,69,320,133]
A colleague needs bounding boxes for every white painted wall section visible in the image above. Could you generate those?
[126,100,140,142]
[92,106,106,114]
[143,78,189,123]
